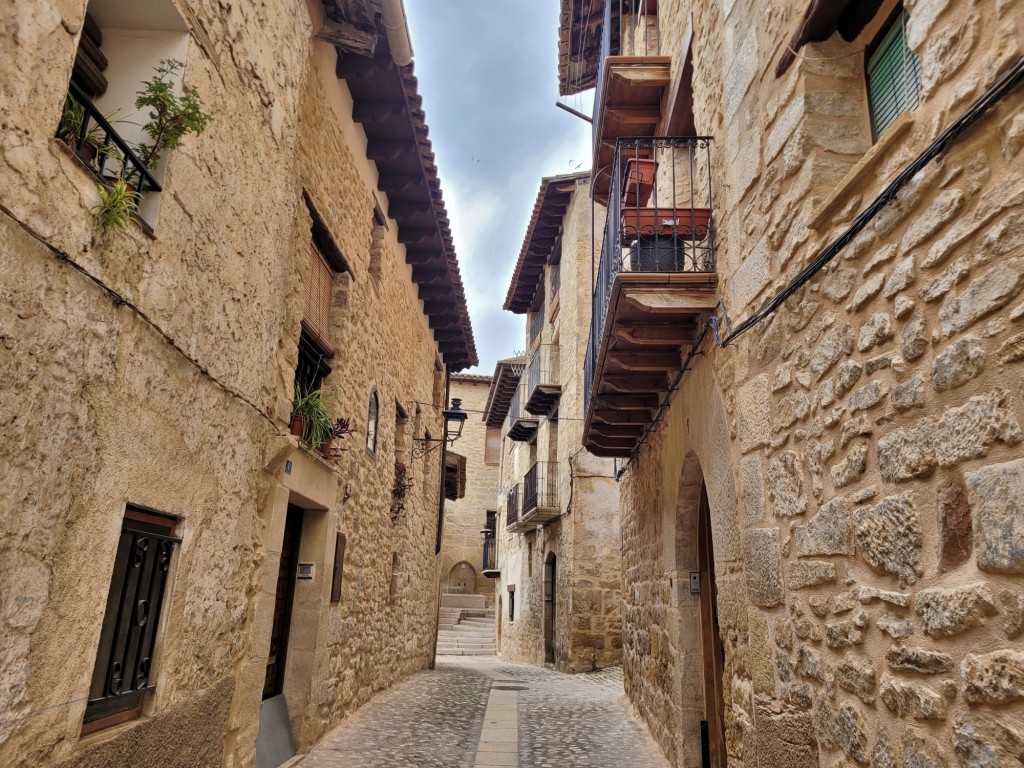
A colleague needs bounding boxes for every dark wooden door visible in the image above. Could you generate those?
[263,506,303,700]
[697,485,727,766]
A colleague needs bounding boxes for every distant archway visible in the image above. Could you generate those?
[446,561,476,594]
[543,552,557,663]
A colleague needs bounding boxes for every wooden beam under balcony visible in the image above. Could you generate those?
[389,200,434,220]
[378,173,425,194]
[583,270,718,457]
[367,139,417,162]
[592,55,672,204]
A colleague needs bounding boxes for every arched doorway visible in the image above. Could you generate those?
[446,561,476,594]
[674,452,727,767]
[543,552,556,663]
[697,482,726,767]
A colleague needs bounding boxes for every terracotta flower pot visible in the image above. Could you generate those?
[621,158,658,207]
[289,414,305,437]
[620,207,712,245]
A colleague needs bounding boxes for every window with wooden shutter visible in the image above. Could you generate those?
[330,533,346,603]
[484,426,501,465]
[302,241,335,353]
[866,9,920,139]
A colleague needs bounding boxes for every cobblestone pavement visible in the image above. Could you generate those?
[299,656,670,768]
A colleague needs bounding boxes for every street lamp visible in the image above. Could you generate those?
[412,398,467,458]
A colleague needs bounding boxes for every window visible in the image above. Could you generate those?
[366,389,379,453]
[330,533,346,603]
[59,2,193,226]
[83,507,179,732]
[508,589,515,622]
[484,426,501,465]
[866,8,920,138]
[303,241,335,352]
[295,331,331,395]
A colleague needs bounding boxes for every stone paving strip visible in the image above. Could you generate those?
[299,656,669,768]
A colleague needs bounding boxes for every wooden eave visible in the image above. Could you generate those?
[592,56,672,204]
[504,172,588,314]
[483,358,525,428]
[557,0,606,96]
[583,271,717,457]
[336,29,478,370]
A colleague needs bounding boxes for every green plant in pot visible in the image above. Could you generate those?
[290,387,336,452]
[91,177,138,237]
[133,58,212,174]
[59,95,120,166]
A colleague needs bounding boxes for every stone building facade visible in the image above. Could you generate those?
[440,374,500,607]
[0,2,475,767]
[559,0,1024,765]
[485,174,623,672]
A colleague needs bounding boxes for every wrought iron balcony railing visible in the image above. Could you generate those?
[523,461,559,518]
[505,485,521,529]
[529,303,545,345]
[584,136,716,409]
[525,344,561,416]
[506,376,539,442]
[482,537,498,572]
[58,81,162,196]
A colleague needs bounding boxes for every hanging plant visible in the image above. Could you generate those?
[390,462,413,522]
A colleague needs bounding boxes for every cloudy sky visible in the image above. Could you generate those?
[404,1,593,375]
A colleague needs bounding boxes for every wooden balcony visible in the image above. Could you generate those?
[590,1,669,204]
[525,344,561,416]
[505,379,539,442]
[583,137,717,458]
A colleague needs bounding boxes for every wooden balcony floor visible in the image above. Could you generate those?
[593,56,671,204]
[584,271,717,457]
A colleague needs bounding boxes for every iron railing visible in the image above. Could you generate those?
[59,81,162,195]
[526,344,560,399]
[85,526,178,723]
[482,537,498,571]
[506,485,521,528]
[584,136,716,406]
[550,261,561,300]
[523,461,559,514]
[529,304,545,345]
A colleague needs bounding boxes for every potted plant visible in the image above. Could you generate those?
[91,177,138,237]
[132,58,212,174]
[290,387,336,452]
[319,416,356,458]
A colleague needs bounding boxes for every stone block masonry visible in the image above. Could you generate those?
[612,0,1024,766]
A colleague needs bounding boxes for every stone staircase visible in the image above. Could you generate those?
[437,606,496,656]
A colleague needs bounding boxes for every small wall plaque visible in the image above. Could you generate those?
[297,563,315,580]
[689,572,701,593]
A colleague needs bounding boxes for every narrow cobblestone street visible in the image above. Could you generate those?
[299,657,669,768]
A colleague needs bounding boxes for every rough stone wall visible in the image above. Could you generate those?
[497,180,622,672]
[0,1,451,765]
[441,377,500,605]
[618,0,1024,766]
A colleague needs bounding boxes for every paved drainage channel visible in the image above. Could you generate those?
[473,679,525,767]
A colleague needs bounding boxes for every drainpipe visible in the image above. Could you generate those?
[429,365,452,669]
[380,0,414,66]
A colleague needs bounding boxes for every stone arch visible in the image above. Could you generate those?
[446,561,476,594]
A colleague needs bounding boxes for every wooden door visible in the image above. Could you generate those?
[263,506,303,700]
[697,484,726,766]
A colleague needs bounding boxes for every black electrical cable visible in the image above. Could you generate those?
[718,53,1024,348]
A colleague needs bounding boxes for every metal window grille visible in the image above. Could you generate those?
[84,512,179,726]
[867,10,921,138]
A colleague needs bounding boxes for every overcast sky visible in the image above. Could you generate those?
[404,1,593,376]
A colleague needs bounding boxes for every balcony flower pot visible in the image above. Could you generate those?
[289,414,305,437]
[621,158,657,206]
[620,207,711,245]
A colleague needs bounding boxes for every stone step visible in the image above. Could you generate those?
[437,647,496,656]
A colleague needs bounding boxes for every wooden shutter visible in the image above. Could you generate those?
[867,10,920,138]
[302,241,334,351]
[330,533,346,603]
[484,426,501,465]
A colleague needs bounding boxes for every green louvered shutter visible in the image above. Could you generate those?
[867,10,921,138]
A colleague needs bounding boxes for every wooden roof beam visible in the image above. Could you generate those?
[352,100,406,126]
[606,351,682,371]
[367,139,418,163]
